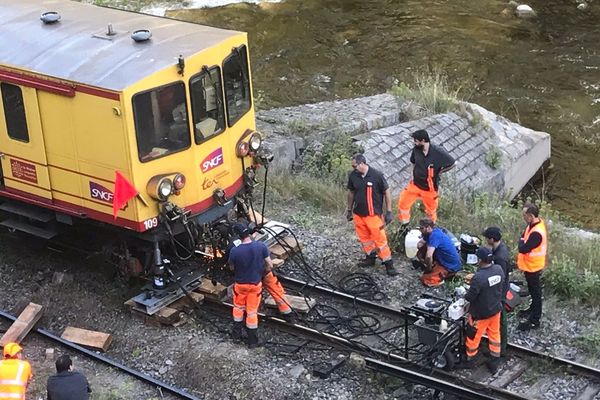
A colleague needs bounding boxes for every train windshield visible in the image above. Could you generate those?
[223,45,251,126]
[190,66,225,144]
[133,82,191,162]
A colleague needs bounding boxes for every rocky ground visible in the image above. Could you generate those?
[1,196,599,400]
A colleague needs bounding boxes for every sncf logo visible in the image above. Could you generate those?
[90,181,114,203]
[201,148,224,173]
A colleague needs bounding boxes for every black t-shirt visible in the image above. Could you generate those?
[347,166,389,217]
[47,371,91,400]
[492,241,511,295]
[410,144,455,191]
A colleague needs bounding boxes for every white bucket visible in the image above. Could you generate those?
[404,229,422,258]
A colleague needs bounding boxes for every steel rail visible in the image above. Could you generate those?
[0,309,202,400]
[203,298,528,400]
[277,274,600,380]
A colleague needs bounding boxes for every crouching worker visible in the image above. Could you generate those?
[228,222,271,348]
[0,342,32,400]
[462,247,504,373]
[416,218,462,287]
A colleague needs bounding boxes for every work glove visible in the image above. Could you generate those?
[384,211,393,225]
[346,209,353,222]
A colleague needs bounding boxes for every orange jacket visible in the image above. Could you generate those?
[0,359,32,400]
[517,219,547,273]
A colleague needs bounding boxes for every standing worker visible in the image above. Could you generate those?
[228,222,270,348]
[0,342,32,400]
[397,129,455,227]
[346,154,398,276]
[415,218,462,287]
[227,222,295,323]
[462,247,505,373]
[483,227,511,357]
[47,355,91,400]
[516,203,547,331]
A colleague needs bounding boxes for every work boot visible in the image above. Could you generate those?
[383,260,399,276]
[454,357,475,370]
[517,320,540,331]
[486,357,501,374]
[231,322,243,342]
[246,329,262,349]
[357,253,377,268]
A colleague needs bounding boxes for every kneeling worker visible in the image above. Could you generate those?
[416,218,462,287]
[463,247,505,373]
[0,342,32,400]
[228,222,271,348]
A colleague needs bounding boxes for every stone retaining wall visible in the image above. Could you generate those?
[257,94,551,200]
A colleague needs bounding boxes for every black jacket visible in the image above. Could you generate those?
[47,371,91,400]
[465,263,504,320]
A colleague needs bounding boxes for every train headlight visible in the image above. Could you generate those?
[237,141,250,157]
[173,174,186,190]
[158,179,173,199]
[147,175,174,201]
[249,133,262,152]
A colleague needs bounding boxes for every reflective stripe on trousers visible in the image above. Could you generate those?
[263,271,291,314]
[466,312,502,358]
[353,214,391,262]
[232,282,262,329]
[397,181,439,224]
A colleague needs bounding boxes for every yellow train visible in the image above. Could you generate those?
[0,0,268,285]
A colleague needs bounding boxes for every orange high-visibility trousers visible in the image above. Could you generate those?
[233,282,262,329]
[465,312,501,359]
[397,181,439,224]
[263,271,291,315]
[420,263,453,287]
[353,214,392,262]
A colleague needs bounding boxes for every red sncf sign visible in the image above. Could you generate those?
[200,148,224,173]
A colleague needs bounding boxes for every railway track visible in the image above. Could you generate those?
[0,309,201,400]
[204,273,600,400]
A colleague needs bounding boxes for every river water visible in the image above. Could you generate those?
[129,0,600,228]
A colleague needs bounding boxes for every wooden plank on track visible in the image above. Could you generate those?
[170,292,204,311]
[61,327,113,352]
[272,258,285,268]
[197,278,228,299]
[247,209,268,225]
[264,295,315,314]
[0,302,43,346]
[490,358,528,388]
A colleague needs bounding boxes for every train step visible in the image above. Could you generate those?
[0,201,55,222]
[0,217,58,239]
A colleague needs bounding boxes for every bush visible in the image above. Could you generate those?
[302,134,363,185]
[389,68,462,117]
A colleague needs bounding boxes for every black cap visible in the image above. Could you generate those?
[475,247,493,263]
[483,227,502,241]
[411,129,430,142]
[233,222,250,238]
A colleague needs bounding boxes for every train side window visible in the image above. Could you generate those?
[223,45,252,127]
[132,82,191,162]
[0,83,29,142]
[189,66,225,144]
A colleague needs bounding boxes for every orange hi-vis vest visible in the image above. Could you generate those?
[0,359,31,400]
[517,219,547,273]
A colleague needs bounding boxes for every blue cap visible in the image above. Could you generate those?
[475,247,493,263]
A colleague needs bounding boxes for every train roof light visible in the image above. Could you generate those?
[132,29,152,42]
[41,12,61,24]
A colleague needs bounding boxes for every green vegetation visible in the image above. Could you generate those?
[484,145,503,169]
[390,68,462,118]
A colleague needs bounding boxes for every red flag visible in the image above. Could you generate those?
[113,171,138,219]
